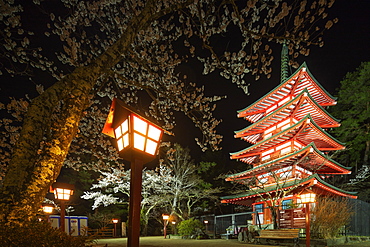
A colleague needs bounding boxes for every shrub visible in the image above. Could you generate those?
[311,197,353,239]
[0,220,89,247]
[177,218,204,237]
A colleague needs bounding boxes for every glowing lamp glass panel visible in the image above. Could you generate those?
[133,133,146,151]
[300,192,316,203]
[112,219,119,224]
[133,116,148,135]
[145,139,158,155]
[54,188,73,200]
[115,119,129,151]
[43,205,54,214]
[162,215,170,220]
[148,125,161,141]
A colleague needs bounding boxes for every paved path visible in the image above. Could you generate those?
[92,236,278,247]
[92,236,370,247]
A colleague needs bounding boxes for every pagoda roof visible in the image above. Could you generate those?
[237,63,337,123]
[230,115,345,164]
[226,143,351,182]
[220,174,357,206]
[235,89,341,144]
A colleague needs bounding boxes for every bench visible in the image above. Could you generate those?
[255,229,300,246]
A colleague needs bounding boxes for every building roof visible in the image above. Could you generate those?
[230,115,345,164]
[235,89,341,144]
[226,143,351,182]
[220,174,357,206]
[237,63,337,123]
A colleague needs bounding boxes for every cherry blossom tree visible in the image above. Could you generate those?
[0,0,337,223]
[82,144,220,233]
[160,143,220,220]
[82,166,172,235]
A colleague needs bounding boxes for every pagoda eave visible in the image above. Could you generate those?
[221,175,357,206]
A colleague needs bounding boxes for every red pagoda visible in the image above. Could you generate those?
[221,50,356,227]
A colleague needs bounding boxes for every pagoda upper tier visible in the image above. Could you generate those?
[235,89,341,144]
[237,63,337,123]
[230,115,345,164]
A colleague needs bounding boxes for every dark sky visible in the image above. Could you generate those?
[1,1,369,161]
[180,0,370,159]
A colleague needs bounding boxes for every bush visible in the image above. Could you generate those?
[177,218,204,237]
[0,220,89,247]
[311,197,353,239]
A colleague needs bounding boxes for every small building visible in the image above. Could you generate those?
[221,46,356,229]
[49,215,88,236]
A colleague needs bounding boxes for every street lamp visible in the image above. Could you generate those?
[299,189,316,247]
[51,182,74,232]
[42,203,54,214]
[162,214,170,239]
[171,221,177,235]
[204,220,209,234]
[112,218,119,237]
[103,98,163,247]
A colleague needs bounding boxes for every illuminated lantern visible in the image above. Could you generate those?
[102,98,163,164]
[300,189,316,204]
[52,182,74,201]
[51,182,74,232]
[299,189,316,247]
[42,203,54,214]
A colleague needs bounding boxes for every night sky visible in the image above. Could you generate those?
[1,1,369,161]
[180,0,370,159]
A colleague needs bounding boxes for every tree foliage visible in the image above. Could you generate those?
[0,0,337,223]
[329,61,370,173]
[177,218,204,237]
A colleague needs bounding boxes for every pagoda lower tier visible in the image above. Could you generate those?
[220,174,357,206]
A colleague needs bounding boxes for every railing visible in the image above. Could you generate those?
[88,227,114,238]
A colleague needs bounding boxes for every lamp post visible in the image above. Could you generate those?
[204,220,209,234]
[41,203,54,222]
[300,189,316,247]
[112,218,119,237]
[162,214,170,239]
[51,182,74,232]
[171,221,177,235]
[102,98,163,247]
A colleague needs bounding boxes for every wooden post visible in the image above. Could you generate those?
[60,200,65,232]
[305,203,311,247]
[127,158,144,247]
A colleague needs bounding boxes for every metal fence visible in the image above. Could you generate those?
[347,199,370,236]
[199,199,370,238]
[200,212,253,237]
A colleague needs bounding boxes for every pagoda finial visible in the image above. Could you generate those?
[281,42,289,83]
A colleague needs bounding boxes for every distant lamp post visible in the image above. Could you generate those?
[51,182,74,232]
[112,218,119,237]
[162,214,170,239]
[102,98,163,247]
[299,189,316,247]
[204,220,209,234]
[171,221,177,235]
